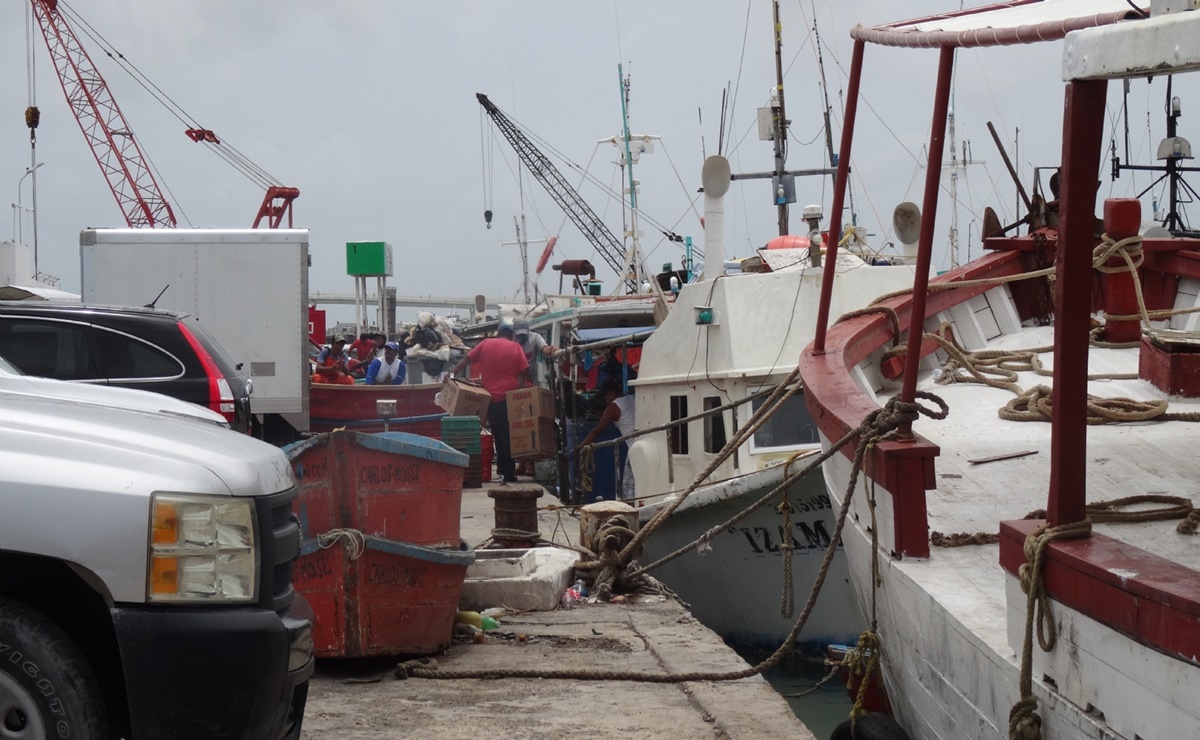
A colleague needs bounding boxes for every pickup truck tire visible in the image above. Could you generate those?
[0,598,109,740]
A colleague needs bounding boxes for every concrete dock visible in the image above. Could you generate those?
[301,480,817,740]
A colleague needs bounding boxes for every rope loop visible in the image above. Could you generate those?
[1009,518,1092,739]
[778,494,795,619]
[317,528,366,560]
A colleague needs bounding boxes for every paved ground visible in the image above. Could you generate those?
[301,480,816,739]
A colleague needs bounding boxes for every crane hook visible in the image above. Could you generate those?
[484,209,493,229]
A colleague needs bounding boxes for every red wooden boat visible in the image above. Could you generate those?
[286,430,474,658]
[308,381,444,437]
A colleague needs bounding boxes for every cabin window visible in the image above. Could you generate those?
[750,391,820,451]
[703,396,727,453]
[669,395,689,454]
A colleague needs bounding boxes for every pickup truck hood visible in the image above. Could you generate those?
[0,390,292,496]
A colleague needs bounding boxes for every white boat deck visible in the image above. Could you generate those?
[912,325,1200,569]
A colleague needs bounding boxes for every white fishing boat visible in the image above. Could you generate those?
[616,4,927,656]
[800,2,1200,737]
[631,242,917,653]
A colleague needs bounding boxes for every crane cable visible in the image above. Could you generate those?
[57,1,283,192]
[480,106,493,228]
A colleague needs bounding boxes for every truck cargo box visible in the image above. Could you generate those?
[81,228,309,436]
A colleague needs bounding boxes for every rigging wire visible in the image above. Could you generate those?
[726,0,754,156]
[58,1,283,190]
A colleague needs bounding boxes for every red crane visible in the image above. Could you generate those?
[29,0,298,229]
[31,0,175,227]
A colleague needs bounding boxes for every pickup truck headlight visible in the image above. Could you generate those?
[148,493,257,603]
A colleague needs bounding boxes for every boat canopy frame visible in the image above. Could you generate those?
[809,0,1149,528]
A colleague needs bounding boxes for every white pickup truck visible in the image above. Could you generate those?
[0,356,313,739]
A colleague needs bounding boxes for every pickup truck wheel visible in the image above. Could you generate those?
[0,598,108,740]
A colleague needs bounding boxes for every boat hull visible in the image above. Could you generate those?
[638,464,863,656]
[309,382,444,437]
[821,447,1200,739]
[286,430,473,658]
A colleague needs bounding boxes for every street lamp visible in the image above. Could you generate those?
[14,163,43,245]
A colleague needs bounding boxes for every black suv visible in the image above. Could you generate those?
[0,302,252,432]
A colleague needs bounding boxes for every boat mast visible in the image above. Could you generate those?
[948,97,961,269]
[772,0,789,236]
[814,19,838,197]
[618,64,647,289]
[514,215,531,307]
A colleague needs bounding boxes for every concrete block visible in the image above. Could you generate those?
[459,546,577,612]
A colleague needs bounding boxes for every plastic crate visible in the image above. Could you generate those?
[441,416,482,454]
[464,453,483,489]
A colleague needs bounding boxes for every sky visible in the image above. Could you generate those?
[0,1,1190,325]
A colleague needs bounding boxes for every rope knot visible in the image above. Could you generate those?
[1093,232,1144,272]
[318,528,366,560]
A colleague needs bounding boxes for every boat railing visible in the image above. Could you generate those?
[579,383,785,453]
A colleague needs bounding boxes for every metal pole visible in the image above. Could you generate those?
[772,0,789,236]
[812,39,865,354]
[898,46,956,427]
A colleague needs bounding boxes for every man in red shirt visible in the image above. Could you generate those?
[450,324,529,483]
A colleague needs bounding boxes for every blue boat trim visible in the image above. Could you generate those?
[299,536,475,566]
[308,412,448,428]
[282,428,469,468]
[363,536,476,565]
[360,431,469,468]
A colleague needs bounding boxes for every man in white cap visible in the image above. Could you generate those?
[365,341,406,385]
[512,317,553,368]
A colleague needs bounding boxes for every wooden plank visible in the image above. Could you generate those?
[967,450,1038,465]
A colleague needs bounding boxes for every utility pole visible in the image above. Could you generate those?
[772,0,789,236]
[735,3,835,231]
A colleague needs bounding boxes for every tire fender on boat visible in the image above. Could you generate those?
[828,713,911,740]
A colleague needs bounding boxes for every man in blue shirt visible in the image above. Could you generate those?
[365,342,406,385]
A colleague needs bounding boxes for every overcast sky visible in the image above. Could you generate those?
[0,1,1188,323]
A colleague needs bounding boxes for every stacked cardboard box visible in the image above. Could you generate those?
[507,386,556,460]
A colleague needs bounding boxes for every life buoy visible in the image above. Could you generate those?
[535,236,558,274]
[828,713,911,740]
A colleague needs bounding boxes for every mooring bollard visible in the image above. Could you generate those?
[487,485,544,548]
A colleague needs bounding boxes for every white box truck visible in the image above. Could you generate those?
[81,228,310,442]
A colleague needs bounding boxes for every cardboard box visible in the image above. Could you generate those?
[506,386,556,421]
[438,378,492,419]
[509,417,556,460]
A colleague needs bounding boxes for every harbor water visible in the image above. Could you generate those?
[741,653,854,740]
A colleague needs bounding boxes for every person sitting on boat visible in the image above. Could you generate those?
[365,342,407,385]
[312,336,355,385]
[577,379,636,501]
[449,323,529,484]
[369,332,388,360]
[346,332,376,378]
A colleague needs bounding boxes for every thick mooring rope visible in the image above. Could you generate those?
[1009,519,1092,740]
[395,392,950,685]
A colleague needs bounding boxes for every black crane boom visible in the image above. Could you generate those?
[477,93,637,293]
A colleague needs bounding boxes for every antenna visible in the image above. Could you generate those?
[144,284,169,309]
